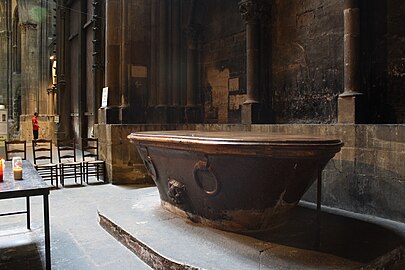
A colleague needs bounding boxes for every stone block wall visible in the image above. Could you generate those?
[386,2,405,122]
[201,0,246,124]
[95,124,179,184]
[251,124,405,224]
[19,115,57,143]
[271,1,343,123]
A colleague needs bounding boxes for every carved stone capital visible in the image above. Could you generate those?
[238,0,269,23]
[20,23,37,32]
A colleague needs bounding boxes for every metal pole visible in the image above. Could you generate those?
[43,193,51,270]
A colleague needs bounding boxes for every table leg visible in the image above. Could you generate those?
[315,167,322,248]
[43,194,51,270]
[26,196,30,230]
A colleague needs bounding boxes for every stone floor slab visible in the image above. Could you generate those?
[0,184,152,270]
[98,187,405,270]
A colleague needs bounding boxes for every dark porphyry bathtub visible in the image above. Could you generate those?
[128,131,343,232]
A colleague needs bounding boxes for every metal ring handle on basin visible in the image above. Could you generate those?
[193,160,219,196]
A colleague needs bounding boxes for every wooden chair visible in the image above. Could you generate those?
[81,138,106,184]
[32,139,59,187]
[57,138,83,186]
[3,140,31,232]
[5,140,26,161]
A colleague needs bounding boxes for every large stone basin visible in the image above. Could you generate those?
[128,131,343,232]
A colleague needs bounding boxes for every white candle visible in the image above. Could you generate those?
[14,168,22,180]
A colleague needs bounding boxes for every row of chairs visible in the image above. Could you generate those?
[5,138,106,188]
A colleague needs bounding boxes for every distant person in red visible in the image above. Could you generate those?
[32,112,39,143]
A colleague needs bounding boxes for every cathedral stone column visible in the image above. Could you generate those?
[101,0,121,124]
[119,0,129,122]
[338,0,363,123]
[169,0,181,123]
[186,25,198,108]
[20,22,39,116]
[56,2,70,140]
[149,0,158,108]
[0,1,10,108]
[156,0,169,122]
[184,24,201,123]
[171,0,180,107]
[92,0,103,126]
[239,0,263,124]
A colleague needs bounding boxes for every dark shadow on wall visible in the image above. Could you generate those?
[245,204,405,265]
[302,159,405,225]
[360,0,396,123]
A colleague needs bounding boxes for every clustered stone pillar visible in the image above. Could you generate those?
[156,0,169,121]
[171,0,181,107]
[20,22,39,116]
[186,25,198,108]
[184,24,201,123]
[92,0,103,124]
[120,0,129,114]
[102,0,121,124]
[0,0,10,109]
[338,0,363,123]
[149,0,158,108]
[239,0,263,124]
[158,0,168,107]
[56,1,69,140]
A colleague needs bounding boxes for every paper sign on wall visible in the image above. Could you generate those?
[101,87,108,108]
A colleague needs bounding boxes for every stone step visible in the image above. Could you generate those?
[98,187,403,270]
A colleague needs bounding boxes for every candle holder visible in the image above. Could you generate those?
[12,157,23,180]
[0,158,3,182]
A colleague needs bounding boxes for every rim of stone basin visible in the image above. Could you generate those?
[128,131,344,158]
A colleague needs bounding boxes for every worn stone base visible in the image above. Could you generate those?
[337,94,364,123]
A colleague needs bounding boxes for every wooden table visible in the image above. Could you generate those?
[0,160,51,270]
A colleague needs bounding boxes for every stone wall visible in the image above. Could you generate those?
[95,124,181,184]
[386,1,405,123]
[98,123,404,224]
[201,0,246,124]
[271,0,343,123]
[198,0,405,125]
[251,124,405,224]
[19,115,57,142]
